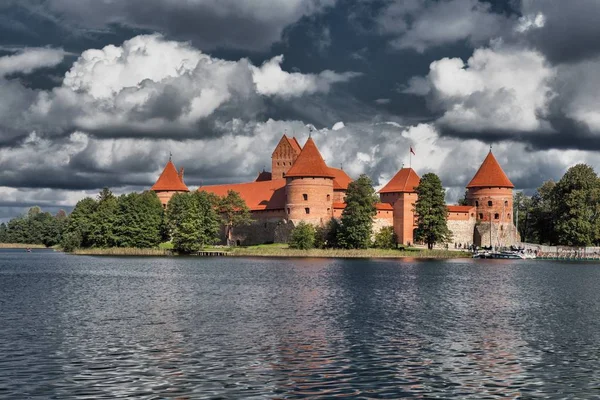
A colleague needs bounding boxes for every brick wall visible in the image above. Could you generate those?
[467,187,513,224]
[393,192,417,245]
[285,177,334,224]
[155,190,186,207]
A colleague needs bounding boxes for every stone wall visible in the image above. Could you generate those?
[474,222,518,247]
[227,210,293,245]
[447,219,476,247]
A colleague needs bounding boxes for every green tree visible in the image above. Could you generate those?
[88,188,118,247]
[513,191,533,243]
[167,192,221,253]
[414,173,452,249]
[63,197,97,248]
[0,223,7,243]
[115,191,164,248]
[552,164,600,246]
[289,221,316,250]
[338,174,378,249]
[528,180,556,244]
[373,226,397,249]
[219,190,253,245]
[457,190,469,206]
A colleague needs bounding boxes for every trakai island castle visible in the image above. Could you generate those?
[151,134,518,247]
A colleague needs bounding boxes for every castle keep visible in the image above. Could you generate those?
[151,135,517,247]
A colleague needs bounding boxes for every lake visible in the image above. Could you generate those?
[1,250,600,398]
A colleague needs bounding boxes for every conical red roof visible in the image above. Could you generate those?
[151,160,190,192]
[379,167,420,193]
[467,151,514,188]
[285,137,334,178]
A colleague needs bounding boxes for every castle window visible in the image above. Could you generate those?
[479,213,483,219]
[475,201,479,207]
[277,162,280,166]
[471,213,474,217]
[287,208,290,214]
[488,201,493,207]
[305,208,310,214]
[507,213,511,219]
[303,193,308,201]
[264,223,267,228]
[494,213,499,219]
[504,200,508,206]
[327,208,331,213]
[327,194,330,201]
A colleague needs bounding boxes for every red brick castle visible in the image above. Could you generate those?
[151,135,517,247]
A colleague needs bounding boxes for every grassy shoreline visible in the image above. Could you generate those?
[0,243,47,249]
[69,244,471,259]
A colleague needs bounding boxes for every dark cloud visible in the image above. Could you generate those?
[0,0,600,219]
[521,0,600,64]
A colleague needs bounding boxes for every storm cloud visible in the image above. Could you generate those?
[0,0,599,218]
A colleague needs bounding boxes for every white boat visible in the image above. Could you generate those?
[473,250,527,259]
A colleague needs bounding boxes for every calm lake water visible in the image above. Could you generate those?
[1,250,600,398]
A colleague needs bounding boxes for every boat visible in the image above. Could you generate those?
[473,250,528,259]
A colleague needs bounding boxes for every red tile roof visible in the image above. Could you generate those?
[255,170,272,182]
[329,167,352,190]
[290,136,302,154]
[151,160,189,192]
[272,134,302,157]
[447,205,475,213]
[467,151,514,188]
[198,179,286,211]
[379,167,420,193]
[285,137,334,178]
[333,202,393,211]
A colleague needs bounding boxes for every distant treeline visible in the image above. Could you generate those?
[513,164,600,247]
[0,188,252,253]
[0,207,67,246]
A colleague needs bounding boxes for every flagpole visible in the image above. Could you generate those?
[409,148,411,168]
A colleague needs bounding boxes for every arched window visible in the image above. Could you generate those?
[494,213,499,219]
[327,194,330,201]
[303,193,308,201]
[504,200,508,206]
[488,201,493,207]
[507,213,511,219]
[475,201,479,207]
[479,213,483,219]
[305,208,310,214]
[287,208,290,214]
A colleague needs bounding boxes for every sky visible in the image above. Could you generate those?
[1,0,600,219]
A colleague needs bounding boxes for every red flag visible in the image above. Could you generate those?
[410,146,415,155]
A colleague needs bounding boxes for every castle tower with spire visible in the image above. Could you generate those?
[151,157,189,207]
[379,167,421,246]
[284,137,335,224]
[466,150,517,247]
[271,134,302,179]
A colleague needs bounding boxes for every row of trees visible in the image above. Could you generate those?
[514,164,600,247]
[0,188,253,253]
[62,188,252,253]
[0,207,67,246]
[288,173,452,250]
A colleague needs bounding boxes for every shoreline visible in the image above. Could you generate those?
[69,247,472,259]
[0,243,48,249]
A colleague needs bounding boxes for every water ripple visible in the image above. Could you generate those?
[1,252,600,398]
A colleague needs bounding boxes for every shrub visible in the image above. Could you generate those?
[373,226,397,249]
[289,222,316,250]
[61,231,82,253]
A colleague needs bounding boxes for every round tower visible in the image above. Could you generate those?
[466,150,516,246]
[284,137,334,224]
[151,158,190,208]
